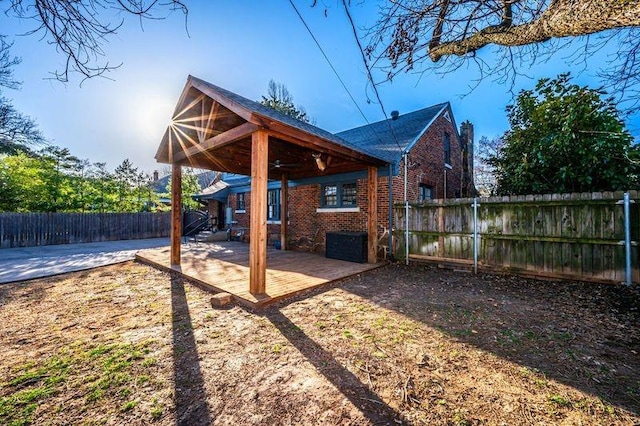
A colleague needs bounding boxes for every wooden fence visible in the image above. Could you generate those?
[394,190,640,284]
[0,212,171,248]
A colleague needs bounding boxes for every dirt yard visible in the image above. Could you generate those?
[1,261,638,425]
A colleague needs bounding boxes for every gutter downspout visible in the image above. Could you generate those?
[404,154,409,265]
[388,163,394,261]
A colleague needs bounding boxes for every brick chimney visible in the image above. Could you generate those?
[460,121,476,197]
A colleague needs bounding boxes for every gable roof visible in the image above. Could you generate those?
[188,77,386,160]
[336,103,449,164]
[155,76,388,174]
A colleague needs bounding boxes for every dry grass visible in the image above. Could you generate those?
[0,261,638,425]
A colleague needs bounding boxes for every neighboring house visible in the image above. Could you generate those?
[149,170,219,205]
[189,86,475,252]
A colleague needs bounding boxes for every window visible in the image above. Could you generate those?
[444,132,451,165]
[321,182,358,208]
[236,193,246,211]
[323,185,338,207]
[419,184,433,201]
[341,183,357,206]
[267,189,280,221]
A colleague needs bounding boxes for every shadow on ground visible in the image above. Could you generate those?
[263,308,404,424]
[329,264,640,416]
[171,275,213,425]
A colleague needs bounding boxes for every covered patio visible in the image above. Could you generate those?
[151,76,388,304]
[136,241,383,308]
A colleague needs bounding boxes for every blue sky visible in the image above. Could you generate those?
[1,1,636,175]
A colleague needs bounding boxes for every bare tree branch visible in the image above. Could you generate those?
[365,0,640,112]
[2,0,188,83]
[0,37,21,90]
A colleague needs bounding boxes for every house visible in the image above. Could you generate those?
[149,169,218,205]
[191,89,475,251]
[156,75,473,294]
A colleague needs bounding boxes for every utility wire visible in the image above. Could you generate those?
[341,0,404,152]
[288,0,370,125]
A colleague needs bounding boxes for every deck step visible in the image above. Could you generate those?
[190,230,228,243]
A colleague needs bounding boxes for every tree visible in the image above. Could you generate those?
[91,162,117,212]
[2,0,187,82]
[114,158,140,211]
[164,168,201,210]
[473,136,501,196]
[0,38,45,154]
[488,74,639,195]
[364,0,640,111]
[0,37,21,90]
[260,80,311,123]
[0,98,45,155]
[38,146,82,211]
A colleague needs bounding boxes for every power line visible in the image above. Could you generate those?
[341,0,404,152]
[287,0,370,125]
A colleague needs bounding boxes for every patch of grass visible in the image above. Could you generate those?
[120,400,137,412]
[141,357,157,368]
[548,394,572,407]
[342,329,354,339]
[1,341,157,425]
[149,398,164,420]
[136,375,151,386]
[272,343,283,354]
[0,354,71,425]
[452,409,471,426]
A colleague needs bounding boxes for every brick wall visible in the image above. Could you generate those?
[393,112,463,201]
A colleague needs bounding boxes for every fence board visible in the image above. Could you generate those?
[0,212,171,248]
[396,191,640,285]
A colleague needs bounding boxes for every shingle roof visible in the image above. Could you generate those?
[190,77,385,162]
[336,103,448,164]
[150,170,217,194]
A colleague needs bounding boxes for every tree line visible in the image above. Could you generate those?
[0,147,157,213]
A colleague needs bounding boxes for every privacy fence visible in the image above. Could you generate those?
[394,191,640,284]
[0,212,171,248]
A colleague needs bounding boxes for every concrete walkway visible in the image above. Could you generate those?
[0,238,170,284]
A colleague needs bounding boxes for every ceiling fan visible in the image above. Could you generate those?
[269,159,302,170]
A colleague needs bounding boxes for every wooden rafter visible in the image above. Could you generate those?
[172,122,258,163]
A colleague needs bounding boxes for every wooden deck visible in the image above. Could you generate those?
[136,241,383,308]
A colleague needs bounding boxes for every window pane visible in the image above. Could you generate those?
[419,185,433,201]
[341,183,357,206]
[323,185,338,206]
[267,189,280,220]
[444,133,451,164]
[237,193,245,210]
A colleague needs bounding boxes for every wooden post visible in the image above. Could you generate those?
[170,163,182,266]
[368,166,378,263]
[249,130,268,294]
[280,174,288,251]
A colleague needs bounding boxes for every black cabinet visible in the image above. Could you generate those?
[325,232,368,263]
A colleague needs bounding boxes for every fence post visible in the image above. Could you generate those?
[473,197,479,274]
[623,192,633,286]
